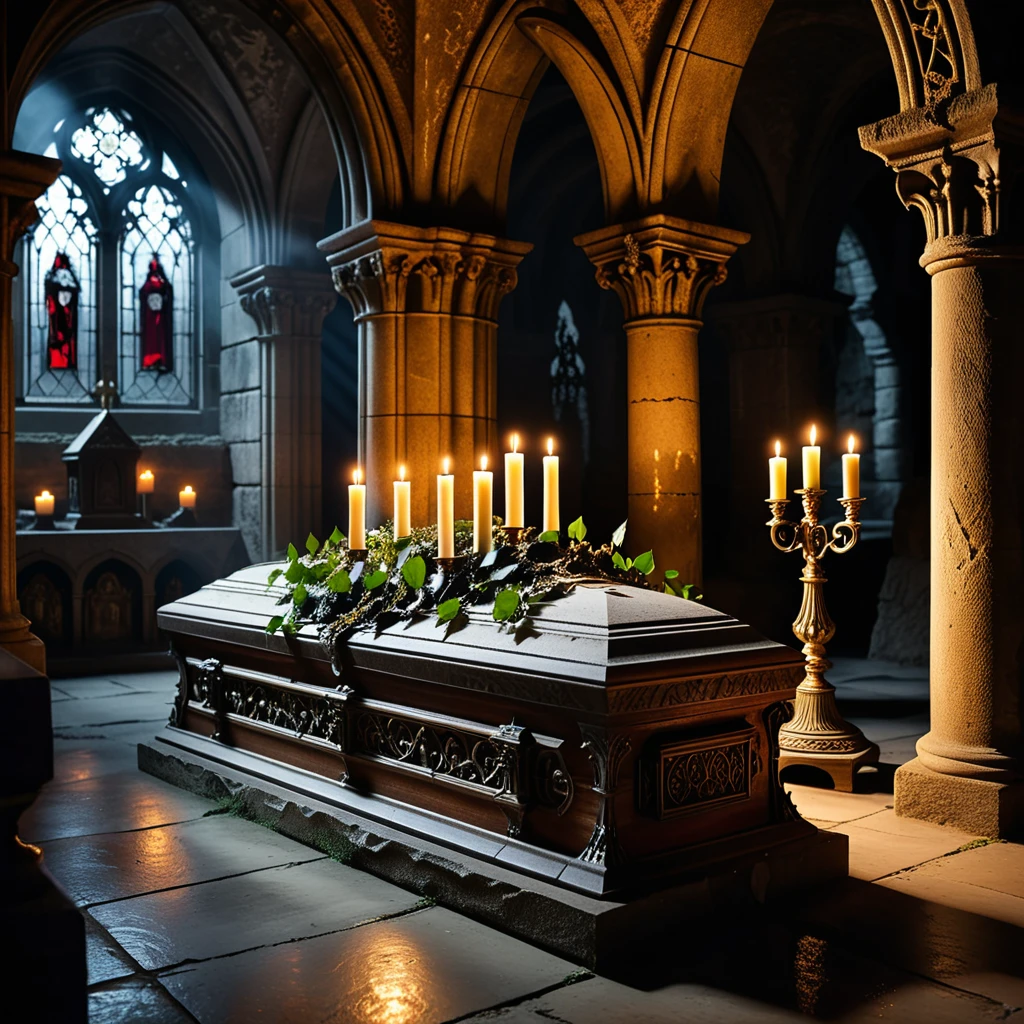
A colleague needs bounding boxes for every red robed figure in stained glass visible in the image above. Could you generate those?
[140,255,173,371]
[45,252,80,369]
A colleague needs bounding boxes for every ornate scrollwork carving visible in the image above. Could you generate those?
[764,702,801,823]
[578,725,631,866]
[222,677,351,748]
[168,642,188,728]
[532,745,574,817]
[192,658,225,737]
[904,0,959,107]
[239,285,333,338]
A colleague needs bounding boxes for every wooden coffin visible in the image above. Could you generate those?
[153,563,828,899]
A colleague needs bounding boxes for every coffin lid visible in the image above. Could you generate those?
[159,563,802,697]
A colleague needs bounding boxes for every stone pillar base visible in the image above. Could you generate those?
[895,757,1024,838]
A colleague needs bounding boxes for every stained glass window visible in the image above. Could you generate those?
[19,105,200,409]
[119,184,194,404]
[70,107,144,189]
[24,175,97,402]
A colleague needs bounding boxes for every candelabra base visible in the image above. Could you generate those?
[778,684,880,792]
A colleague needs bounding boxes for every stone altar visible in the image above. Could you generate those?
[144,563,848,966]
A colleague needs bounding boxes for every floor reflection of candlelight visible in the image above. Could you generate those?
[352,928,429,1024]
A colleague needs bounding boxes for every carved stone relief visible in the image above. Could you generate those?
[84,571,133,643]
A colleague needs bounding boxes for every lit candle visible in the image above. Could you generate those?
[842,434,860,498]
[802,425,821,490]
[349,468,366,550]
[393,464,411,540]
[179,485,197,509]
[438,457,455,559]
[473,455,493,554]
[137,470,155,494]
[34,490,55,516]
[542,437,559,534]
[505,433,524,528]
[769,441,787,500]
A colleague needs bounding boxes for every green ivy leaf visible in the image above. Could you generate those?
[538,530,559,543]
[611,519,627,549]
[327,569,351,593]
[286,542,298,562]
[266,615,285,634]
[493,588,520,621]
[293,582,308,607]
[437,597,462,624]
[395,535,413,551]
[267,568,283,586]
[682,584,703,601]
[612,551,627,571]
[401,555,426,590]
[281,618,297,636]
[364,570,387,591]
[567,516,587,543]
[633,550,655,575]
[664,569,679,580]
[284,560,304,584]
[329,526,345,546]
[306,532,319,556]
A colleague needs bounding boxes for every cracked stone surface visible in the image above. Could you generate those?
[27,665,1024,1023]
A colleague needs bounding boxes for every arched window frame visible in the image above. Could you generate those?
[17,104,204,411]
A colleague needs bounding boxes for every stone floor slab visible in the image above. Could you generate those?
[90,857,424,971]
[784,783,892,825]
[48,736,141,784]
[159,906,575,1024]
[846,713,929,742]
[21,771,213,842]
[106,669,179,693]
[832,817,974,881]
[40,815,323,907]
[85,915,138,985]
[51,691,173,729]
[879,871,1024,930]
[88,977,196,1024]
[51,678,139,699]
[898,841,1024,897]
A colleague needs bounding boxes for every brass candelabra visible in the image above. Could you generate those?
[766,488,879,791]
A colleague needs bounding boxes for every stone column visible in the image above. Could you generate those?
[229,266,334,561]
[861,85,1024,835]
[321,222,531,526]
[0,151,59,672]
[576,215,747,584]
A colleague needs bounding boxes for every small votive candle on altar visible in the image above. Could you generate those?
[802,424,821,490]
[179,485,196,509]
[137,470,155,494]
[349,468,366,550]
[34,490,55,516]
[438,457,455,559]
[505,433,524,529]
[473,455,493,554]
[542,437,559,534]
[393,465,411,540]
[769,441,787,500]
[842,434,861,498]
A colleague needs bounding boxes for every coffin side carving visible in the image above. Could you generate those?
[764,701,801,823]
[579,726,632,866]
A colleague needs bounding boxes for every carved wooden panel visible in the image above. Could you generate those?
[20,572,65,645]
[85,570,133,642]
[639,727,757,820]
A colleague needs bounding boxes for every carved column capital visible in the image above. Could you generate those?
[0,150,62,263]
[319,220,532,321]
[859,84,1007,253]
[230,265,335,338]
[574,214,748,322]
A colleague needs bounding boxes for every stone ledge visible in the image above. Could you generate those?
[139,733,848,969]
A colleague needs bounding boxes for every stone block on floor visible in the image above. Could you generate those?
[784,783,892,825]
[50,691,173,730]
[40,815,323,907]
[88,977,195,1024]
[90,857,424,971]
[159,906,575,1024]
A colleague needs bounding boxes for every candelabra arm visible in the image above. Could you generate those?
[765,500,801,553]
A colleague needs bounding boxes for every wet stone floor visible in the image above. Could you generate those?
[24,657,1024,1023]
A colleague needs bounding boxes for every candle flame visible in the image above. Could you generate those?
[399,464,405,482]
[480,455,488,471]
[183,486,194,495]
[774,440,781,458]
[353,468,362,486]
[442,457,450,475]
[140,470,153,480]
[848,434,856,454]
[809,424,817,447]
[512,433,519,454]
[547,437,553,456]
[41,490,52,499]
